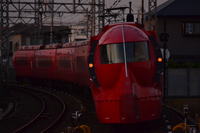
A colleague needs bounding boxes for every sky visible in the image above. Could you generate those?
[10,0,169,25]
[44,0,169,25]
[106,0,168,21]
[106,0,168,10]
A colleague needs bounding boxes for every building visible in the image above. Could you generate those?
[145,0,200,62]
[9,23,70,55]
[69,24,88,42]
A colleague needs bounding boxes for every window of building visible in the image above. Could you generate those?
[80,29,86,34]
[183,22,200,35]
[100,41,149,64]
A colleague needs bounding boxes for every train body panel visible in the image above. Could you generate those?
[34,49,57,80]
[55,43,90,86]
[99,25,149,45]
[56,47,76,83]
[73,44,90,86]
[90,23,162,123]
[13,22,163,124]
[13,50,35,78]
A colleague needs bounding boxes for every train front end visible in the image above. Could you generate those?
[88,23,163,124]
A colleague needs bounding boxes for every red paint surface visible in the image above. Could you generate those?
[13,23,163,124]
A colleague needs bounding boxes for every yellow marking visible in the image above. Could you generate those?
[172,123,188,132]
[74,125,91,133]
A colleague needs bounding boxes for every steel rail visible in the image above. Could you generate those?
[12,85,46,133]
[11,84,66,133]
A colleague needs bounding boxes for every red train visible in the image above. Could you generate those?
[13,22,163,124]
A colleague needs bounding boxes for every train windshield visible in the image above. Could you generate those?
[100,41,149,64]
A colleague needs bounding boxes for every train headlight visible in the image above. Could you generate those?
[157,57,163,63]
[89,63,94,68]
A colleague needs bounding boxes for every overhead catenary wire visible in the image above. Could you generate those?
[110,0,121,8]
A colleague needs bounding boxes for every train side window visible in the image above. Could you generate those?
[100,41,149,64]
[76,56,86,72]
[15,58,29,66]
[58,57,71,69]
[37,58,52,67]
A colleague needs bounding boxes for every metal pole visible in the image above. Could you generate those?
[0,0,10,96]
[73,0,76,13]
[50,0,54,44]
[102,0,105,27]
[163,20,167,100]
[141,0,144,25]
[38,0,43,44]
[160,20,169,102]
[91,0,96,36]
[86,9,89,38]
[98,0,105,32]
[148,0,157,12]
[34,0,38,45]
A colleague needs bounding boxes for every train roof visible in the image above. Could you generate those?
[18,45,43,50]
[98,23,149,45]
[17,40,89,51]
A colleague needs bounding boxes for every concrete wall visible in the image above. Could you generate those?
[167,68,200,97]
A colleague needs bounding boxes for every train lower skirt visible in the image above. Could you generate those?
[95,96,161,123]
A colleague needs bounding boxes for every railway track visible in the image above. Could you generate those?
[1,82,197,133]
[84,104,197,133]
[0,83,82,133]
[12,84,66,133]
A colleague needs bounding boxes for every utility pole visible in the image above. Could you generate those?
[160,21,169,101]
[50,0,54,44]
[91,0,96,36]
[148,0,157,12]
[34,0,38,45]
[86,9,90,38]
[148,0,157,30]
[2,0,105,38]
[34,0,44,44]
[141,0,144,25]
[0,0,10,96]
[38,0,43,44]
[0,0,106,94]
[98,0,105,32]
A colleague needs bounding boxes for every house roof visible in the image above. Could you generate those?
[147,0,200,17]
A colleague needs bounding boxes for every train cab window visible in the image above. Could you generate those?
[100,41,149,64]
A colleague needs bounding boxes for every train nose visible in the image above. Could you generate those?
[94,64,160,123]
[93,66,140,123]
